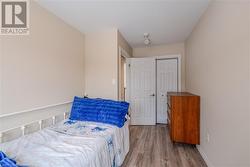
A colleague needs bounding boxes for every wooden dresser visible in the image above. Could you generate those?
[167,92,200,144]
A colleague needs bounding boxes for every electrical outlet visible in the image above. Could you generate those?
[206,133,210,143]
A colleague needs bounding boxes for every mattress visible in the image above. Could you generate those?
[0,120,130,167]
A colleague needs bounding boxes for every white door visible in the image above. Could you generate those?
[129,58,156,125]
[156,59,178,124]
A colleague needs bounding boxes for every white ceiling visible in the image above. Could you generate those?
[37,0,210,47]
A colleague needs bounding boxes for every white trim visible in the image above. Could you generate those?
[0,101,72,118]
[0,111,70,143]
[118,46,131,58]
[197,145,214,167]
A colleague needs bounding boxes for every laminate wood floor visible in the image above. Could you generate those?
[122,125,207,167]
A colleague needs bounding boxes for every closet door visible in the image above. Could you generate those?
[156,59,178,124]
[130,58,156,125]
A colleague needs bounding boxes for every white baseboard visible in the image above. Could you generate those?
[197,145,214,167]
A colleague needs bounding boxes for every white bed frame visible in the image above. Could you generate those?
[0,111,70,144]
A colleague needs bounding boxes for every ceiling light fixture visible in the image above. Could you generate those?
[143,33,151,45]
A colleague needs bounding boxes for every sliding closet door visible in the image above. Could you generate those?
[156,58,178,124]
[130,58,156,125]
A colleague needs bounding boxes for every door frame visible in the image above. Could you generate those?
[154,54,182,93]
[118,46,131,101]
[122,54,182,99]
[126,54,181,124]
[155,55,181,124]
[124,54,181,125]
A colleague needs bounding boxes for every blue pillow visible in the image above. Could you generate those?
[69,97,129,128]
[0,151,19,167]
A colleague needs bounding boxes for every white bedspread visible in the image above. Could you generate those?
[0,120,129,167]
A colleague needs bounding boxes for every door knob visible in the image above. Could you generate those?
[150,94,155,97]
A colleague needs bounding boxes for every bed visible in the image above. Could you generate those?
[0,97,130,167]
[0,120,129,167]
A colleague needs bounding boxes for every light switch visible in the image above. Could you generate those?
[112,79,116,85]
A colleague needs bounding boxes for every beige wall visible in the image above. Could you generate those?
[185,1,250,167]
[84,29,118,100]
[0,1,84,130]
[133,43,186,90]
